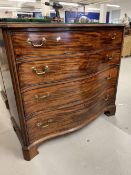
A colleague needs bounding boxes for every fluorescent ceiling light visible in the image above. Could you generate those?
[59,2,79,7]
[17,12,33,14]
[8,0,36,2]
[88,8,100,11]
[35,8,42,11]
[107,4,120,8]
[50,10,55,12]
[0,7,21,9]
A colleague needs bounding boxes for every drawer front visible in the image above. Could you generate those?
[22,67,118,118]
[12,29,123,59]
[26,87,115,144]
[17,49,121,89]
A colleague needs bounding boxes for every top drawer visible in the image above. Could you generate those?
[11,29,123,59]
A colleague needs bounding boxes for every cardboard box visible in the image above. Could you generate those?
[122,35,131,57]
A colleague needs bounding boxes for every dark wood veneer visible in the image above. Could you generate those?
[0,23,124,161]
[12,30,122,59]
[22,67,118,118]
[17,49,120,90]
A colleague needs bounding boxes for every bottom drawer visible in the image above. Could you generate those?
[26,88,115,144]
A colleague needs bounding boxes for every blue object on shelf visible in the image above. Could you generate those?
[65,11,110,23]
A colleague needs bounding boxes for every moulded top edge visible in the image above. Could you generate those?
[0,22,125,28]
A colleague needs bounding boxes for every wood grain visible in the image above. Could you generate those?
[22,67,118,118]
[12,30,123,59]
[0,23,124,160]
[17,49,121,89]
[26,87,115,144]
[0,23,124,28]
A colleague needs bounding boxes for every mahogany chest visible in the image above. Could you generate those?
[0,23,124,160]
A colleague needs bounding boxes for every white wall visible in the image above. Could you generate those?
[119,1,131,19]
[109,9,121,23]
[0,10,13,18]
[0,10,18,18]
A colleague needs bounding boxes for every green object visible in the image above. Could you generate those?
[0,18,52,23]
[73,22,104,24]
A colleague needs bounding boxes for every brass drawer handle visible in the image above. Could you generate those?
[106,54,113,60]
[34,93,50,100]
[105,75,112,80]
[36,119,54,128]
[37,123,49,128]
[32,65,48,75]
[27,37,46,47]
[110,33,117,40]
[103,95,109,101]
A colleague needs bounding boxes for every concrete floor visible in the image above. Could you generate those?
[0,58,131,175]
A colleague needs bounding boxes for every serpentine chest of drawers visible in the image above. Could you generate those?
[0,23,124,160]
